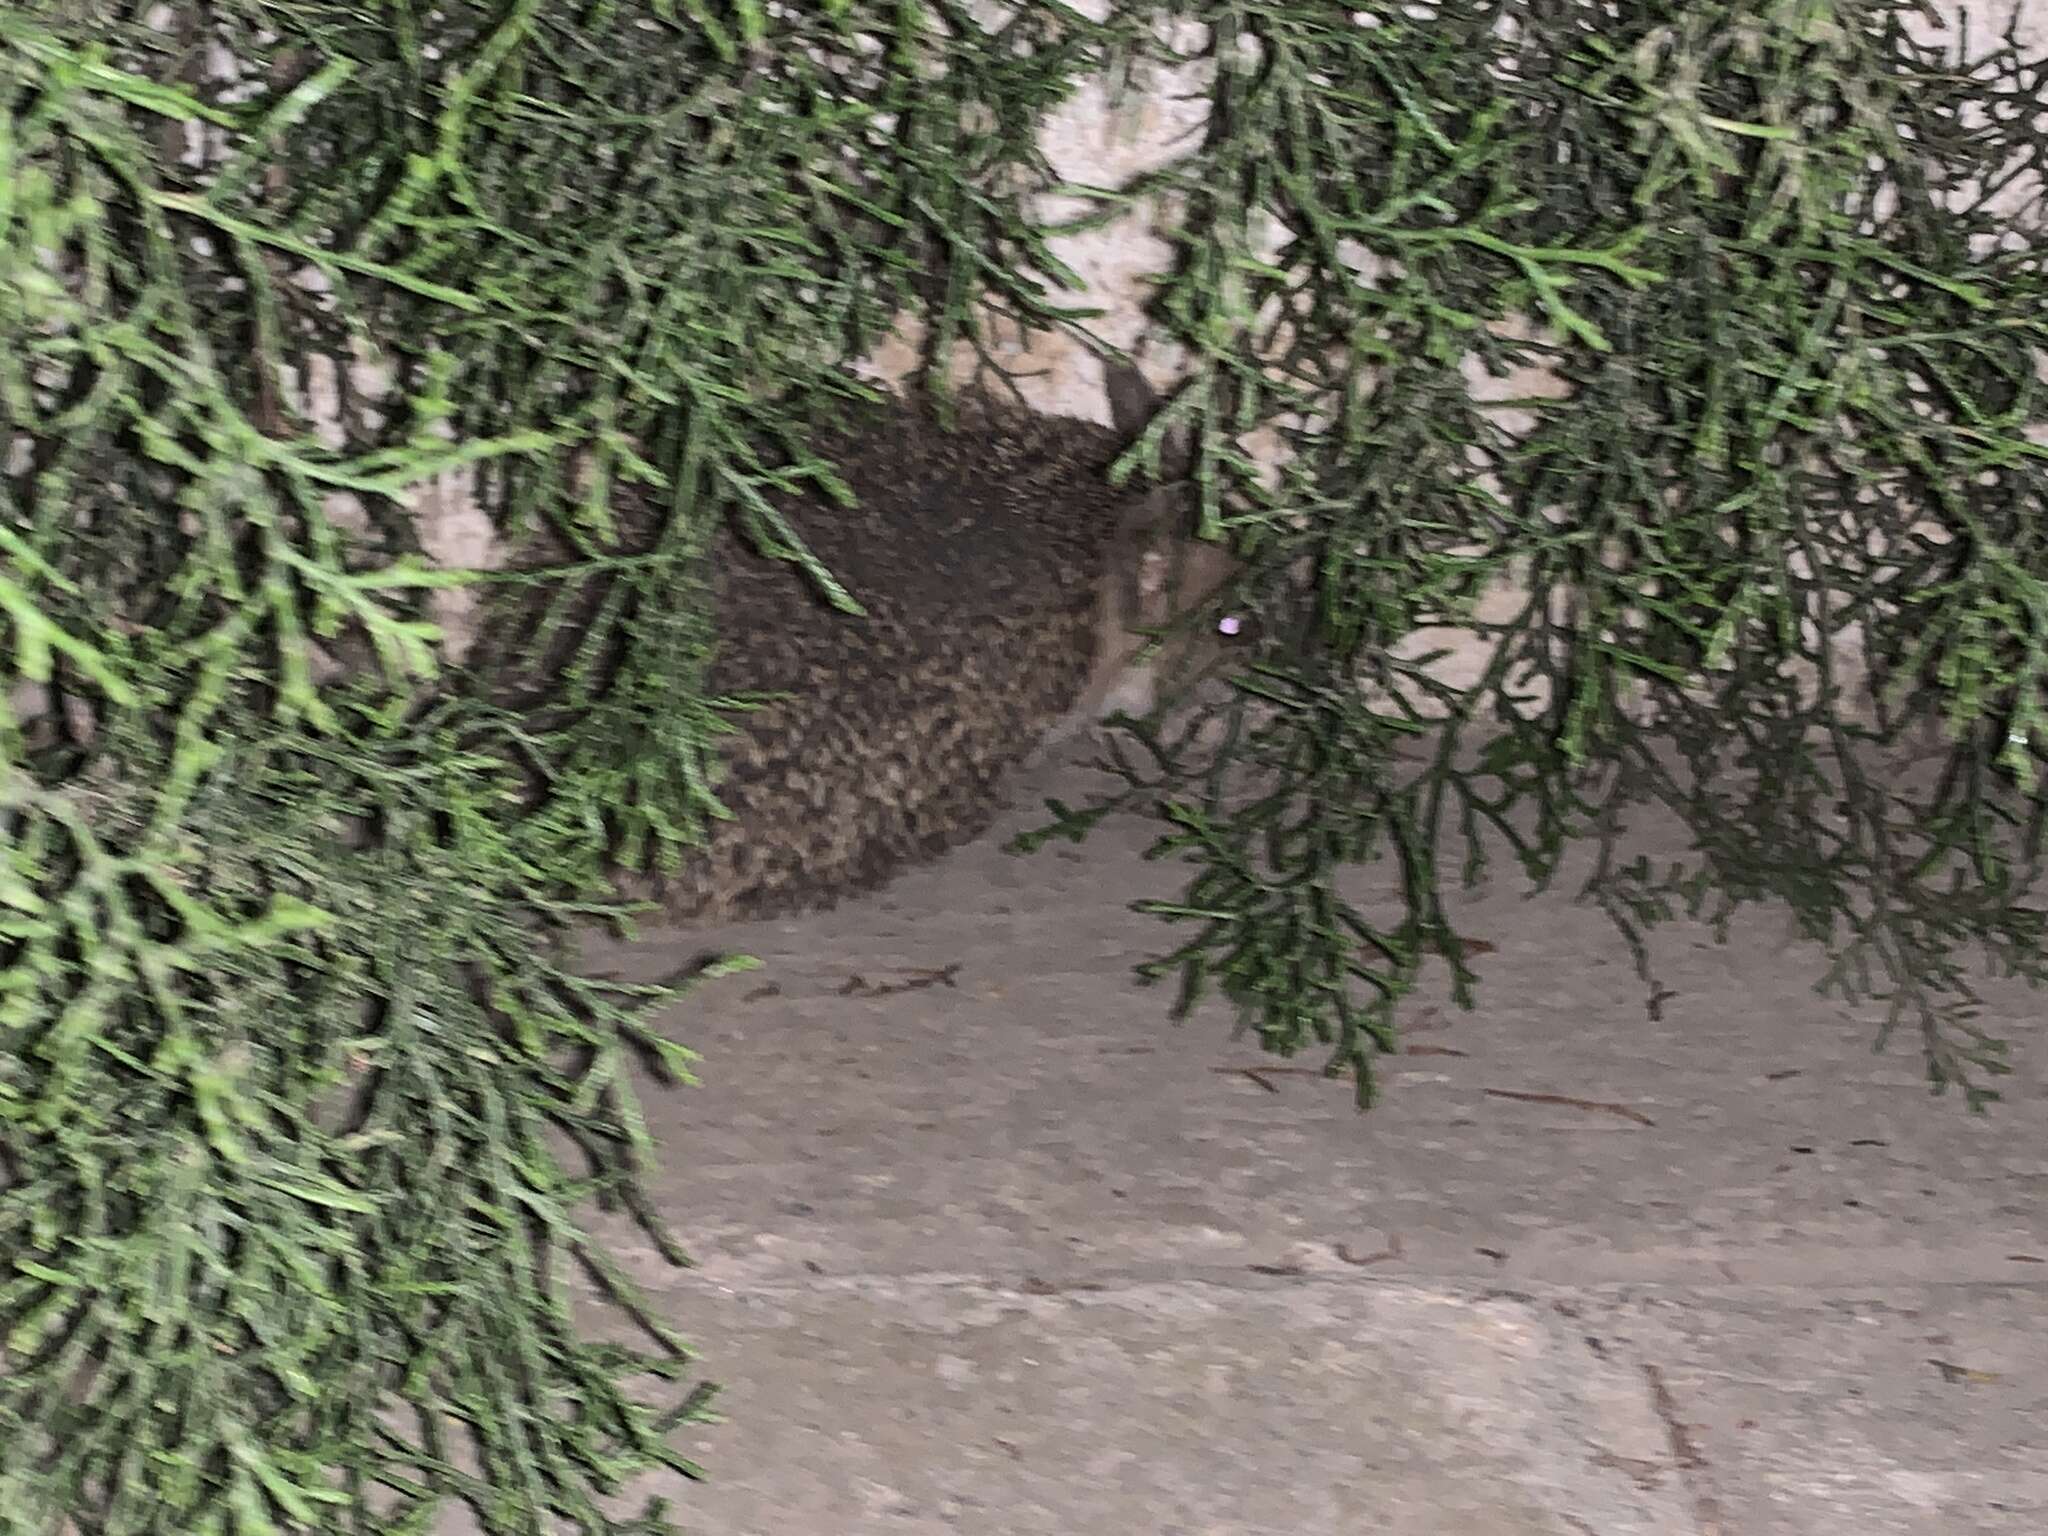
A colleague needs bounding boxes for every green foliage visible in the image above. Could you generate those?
[1,2,1115,1532]
[1048,0,2048,1108]
[5,0,2046,1532]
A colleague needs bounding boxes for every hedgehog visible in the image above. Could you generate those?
[487,364,1239,926]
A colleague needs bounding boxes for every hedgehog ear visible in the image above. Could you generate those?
[1104,357,1158,443]
[1104,358,1195,489]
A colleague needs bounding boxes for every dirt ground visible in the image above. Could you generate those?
[568,736,2048,1536]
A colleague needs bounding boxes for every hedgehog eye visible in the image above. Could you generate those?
[1217,614,1244,637]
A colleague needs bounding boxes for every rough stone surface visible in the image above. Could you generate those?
[555,736,2048,1536]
